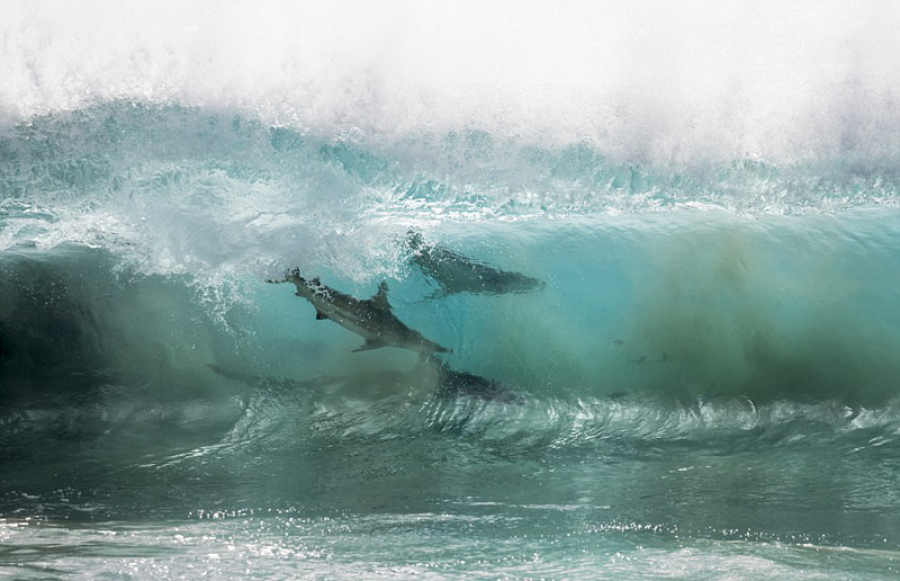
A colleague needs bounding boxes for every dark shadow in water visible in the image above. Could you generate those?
[428,358,523,404]
[209,356,524,405]
[0,247,114,405]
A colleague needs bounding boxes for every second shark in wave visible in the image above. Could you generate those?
[407,230,545,297]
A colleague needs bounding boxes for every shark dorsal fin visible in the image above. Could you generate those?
[372,281,391,311]
[311,277,321,286]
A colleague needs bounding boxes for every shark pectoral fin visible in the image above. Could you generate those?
[372,281,391,311]
[315,310,329,320]
[352,339,387,352]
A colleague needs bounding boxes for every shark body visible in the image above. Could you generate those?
[407,231,545,297]
[272,268,449,356]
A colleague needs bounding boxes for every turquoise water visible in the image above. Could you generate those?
[3,3,900,579]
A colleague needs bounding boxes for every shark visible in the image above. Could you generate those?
[270,268,449,356]
[407,230,545,297]
[209,358,522,404]
[426,358,523,404]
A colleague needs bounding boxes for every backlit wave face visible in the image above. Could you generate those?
[2,3,900,408]
[2,104,899,289]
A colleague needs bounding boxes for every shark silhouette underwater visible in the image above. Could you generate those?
[269,268,448,356]
[267,269,521,402]
[406,230,545,297]
[210,357,522,405]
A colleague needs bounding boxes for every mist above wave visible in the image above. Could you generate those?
[3,2,900,167]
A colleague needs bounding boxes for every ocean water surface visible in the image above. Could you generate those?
[2,2,900,579]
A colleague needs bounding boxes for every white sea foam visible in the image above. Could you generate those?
[3,1,900,166]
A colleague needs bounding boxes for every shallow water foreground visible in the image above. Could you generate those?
[3,383,900,579]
